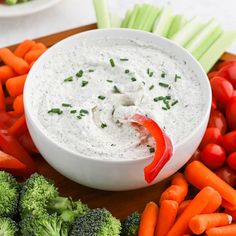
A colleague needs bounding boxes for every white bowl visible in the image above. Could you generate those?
[24,29,211,191]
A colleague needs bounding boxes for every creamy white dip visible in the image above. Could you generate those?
[31,37,204,160]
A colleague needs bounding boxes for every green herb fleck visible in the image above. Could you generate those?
[175,74,182,82]
[171,100,179,106]
[149,147,155,153]
[64,76,73,82]
[48,108,63,115]
[120,58,129,61]
[81,80,88,87]
[80,109,89,114]
[131,77,136,82]
[88,69,95,72]
[98,95,106,100]
[142,81,146,85]
[62,103,72,107]
[159,82,169,88]
[77,116,82,119]
[106,80,113,83]
[76,70,83,78]
[165,96,171,100]
[113,85,121,94]
[109,58,115,67]
[149,71,154,77]
[147,68,150,75]
[163,100,171,109]
[101,123,107,128]
[161,71,166,78]
[154,96,164,102]
[70,110,77,114]
[162,107,168,111]
[149,85,154,90]
[125,69,130,74]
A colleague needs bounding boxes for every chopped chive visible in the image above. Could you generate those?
[149,147,155,153]
[80,109,89,114]
[62,103,72,107]
[48,108,63,115]
[98,95,106,100]
[70,110,77,114]
[76,70,83,78]
[149,71,154,77]
[175,74,182,82]
[154,96,164,102]
[109,58,115,67]
[159,82,169,88]
[125,69,130,74]
[142,81,146,85]
[113,85,121,94]
[81,80,88,87]
[161,71,166,78]
[162,107,168,111]
[149,85,154,90]
[131,77,136,82]
[88,69,95,72]
[101,123,107,128]
[171,100,179,106]
[64,76,73,82]
[120,58,129,61]
[147,68,150,75]
[164,102,171,109]
[164,95,171,100]
[106,80,113,83]
[77,116,82,119]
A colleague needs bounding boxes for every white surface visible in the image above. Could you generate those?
[0,0,236,53]
[24,29,211,190]
[0,0,62,18]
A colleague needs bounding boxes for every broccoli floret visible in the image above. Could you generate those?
[70,208,121,236]
[20,213,69,236]
[0,217,18,236]
[0,172,19,218]
[121,212,140,236]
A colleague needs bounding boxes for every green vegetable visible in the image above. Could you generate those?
[121,10,132,28]
[199,31,236,72]
[0,217,18,236]
[141,6,160,32]
[132,4,148,29]
[110,14,122,28]
[121,212,140,236]
[70,208,121,236]
[136,4,153,30]
[93,0,111,28]
[0,172,19,218]
[167,15,187,38]
[5,0,18,5]
[153,7,174,37]
[127,4,141,28]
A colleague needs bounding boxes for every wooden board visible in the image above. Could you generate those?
[9,23,236,220]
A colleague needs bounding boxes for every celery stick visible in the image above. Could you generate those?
[137,4,153,29]
[110,14,122,28]
[93,0,111,28]
[132,4,149,29]
[127,4,141,28]
[193,27,222,59]
[167,15,187,38]
[170,17,204,46]
[141,7,161,32]
[121,10,131,28]
[199,31,236,72]
[153,7,174,37]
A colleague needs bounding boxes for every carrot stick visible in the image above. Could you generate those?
[167,187,222,236]
[203,192,222,213]
[6,74,27,97]
[14,40,36,58]
[155,200,178,236]
[0,81,5,111]
[172,173,188,189]
[31,42,47,51]
[24,43,47,64]
[13,94,24,115]
[189,213,232,235]
[0,48,30,75]
[206,224,236,236]
[8,115,27,137]
[177,200,192,217]
[225,209,236,222]
[185,161,236,211]
[222,200,236,211]
[139,201,159,236]
[0,65,16,84]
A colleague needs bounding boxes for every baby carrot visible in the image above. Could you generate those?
[177,200,192,217]
[185,161,236,211]
[203,192,222,213]
[8,115,27,137]
[189,213,232,235]
[206,224,236,236]
[172,173,188,189]
[167,187,222,236]
[0,48,30,75]
[14,40,36,58]
[155,200,178,236]
[0,81,5,111]
[13,94,24,115]
[6,74,27,97]
[225,209,236,222]
[0,65,16,84]
[24,43,47,64]
[139,201,159,236]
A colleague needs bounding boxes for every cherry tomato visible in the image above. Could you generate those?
[217,64,236,88]
[210,76,233,103]
[227,152,236,170]
[211,97,217,110]
[226,96,236,131]
[208,110,227,134]
[200,143,226,169]
[215,166,236,187]
[216,60,236,70]
[222,131,236,154]
[208,71,218,80]
[199,128,223,150]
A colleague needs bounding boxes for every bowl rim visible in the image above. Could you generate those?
[24,28,212,163]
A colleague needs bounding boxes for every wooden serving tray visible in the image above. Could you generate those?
[9,23,236,219]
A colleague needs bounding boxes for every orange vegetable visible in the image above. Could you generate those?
[185,161,236,211]
[14,40,36,58]
[8,115,27,137]
[5,97,14,106]
[24,43,47,64]
[0,48,29,75]
[203,192,222,213]
[177,200,191,217]
[155,200,178,236]
[6,74,27,97]
[0,65,16,84]
[0,81,5,111]
[13,94,24,115]
[189,213,232,235]
[139,201,159,236]
[167,187,222,236]
[206,224,236,236]
[225,209,236,222]
[172,173,188,189]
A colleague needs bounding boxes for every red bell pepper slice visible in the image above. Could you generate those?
[8,114,27,137]
[0,81,5,111]
[18,130,39,154]
[130,114,173,184]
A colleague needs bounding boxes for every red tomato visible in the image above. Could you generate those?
[208,71,218,80]
[227,152,236,170]
[199,128,223,150]
[208,110,227,134]
[211,97,217,110]
[217,64,236,88]
[210,76,233,103]
[226,96,236,131]
[215,166,236,187]
[222,131,236,154]
[200,143,226,169]
[216,60,236,70]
